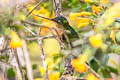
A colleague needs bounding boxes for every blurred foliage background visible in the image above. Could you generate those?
[0,0,120,80]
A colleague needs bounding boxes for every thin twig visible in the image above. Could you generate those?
[42,35,57,39]
[22,20,70,33]
[14,49,24,80]
[26,37,38,41]
[22,20,46,27]
[26,35,57,41]
[37,37,49,80]
[37,27,41,35]
[86,64,104,80]
[24,26,37,36]
[0,61,12,66]
[0,48,11,53]
[26,0,45,17]
[37,27,49,80]
[22,40,33,80]
[49,28,65,48]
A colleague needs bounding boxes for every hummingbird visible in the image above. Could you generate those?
[34,14,79,48]
[34,15,80,80]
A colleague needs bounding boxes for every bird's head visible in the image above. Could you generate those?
[53,16,69,25]
[34,14,69,25]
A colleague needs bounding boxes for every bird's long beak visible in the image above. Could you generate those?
[34,14,55,22]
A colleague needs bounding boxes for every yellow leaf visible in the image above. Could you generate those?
[28,6,53,21]
[70,12,91,20]
[39,58,54,75]
[78,22,89,28]
[46,58,54,70]
[49,72,60,80]
[100,0,109,4]
[10,31,22,49]
[39,66,45,75]
[72,54,88,73]
[84,0,94,3]
[27,6,35,14]
[110,30,117,45]
[76,17,90,28]
[86,73,99,80]
[18,12,26,20]
[89,34,103,48]
[79,54,88,63]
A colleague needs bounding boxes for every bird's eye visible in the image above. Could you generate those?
[57,20,61,23]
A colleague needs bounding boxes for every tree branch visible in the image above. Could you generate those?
[86,64,104,80]
[14,49,24,80]
[24,25,37,36]
[26,0,45,17]
[53,0,62,16]
[22,40,33,80]
[21,20,45,27]
[37,37,49,80]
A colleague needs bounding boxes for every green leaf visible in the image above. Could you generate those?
[0,27,4,36]
[89,58,100,72]
[106,66,118,75]
[72,6,81,12]
[32,64,38,70]
[110,45,120,54]
[85,6,92,12]
[100,66,118,78]
[116,31,120,44]
[94,48,103,60]
[100,68,112,78]
[4,27,10,36]
[53,53,63,63]
[34,72,41,78]
[101,54,109,67]
[0,54,9,61]
[7,68,16,78]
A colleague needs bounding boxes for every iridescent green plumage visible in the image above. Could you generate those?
[34,15,79,48]
[53,16,79,40]
[53,16,79,48]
